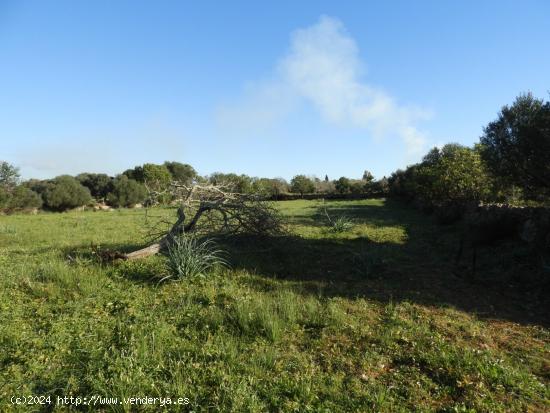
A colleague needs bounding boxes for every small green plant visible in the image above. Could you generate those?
[163,235,228,282]
[329,215,354,233]
[322,202,354,233]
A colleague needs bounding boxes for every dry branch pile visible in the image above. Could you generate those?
[124,183,285,260]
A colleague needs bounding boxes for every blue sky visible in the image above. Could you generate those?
[1,0,549,180]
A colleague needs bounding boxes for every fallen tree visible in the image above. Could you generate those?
[122,183,285,260]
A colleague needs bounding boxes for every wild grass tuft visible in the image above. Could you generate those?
[328,215,355,233]
[163,235,228,282]
[321,201,355,233]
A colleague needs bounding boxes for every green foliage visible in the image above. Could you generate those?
[0,201,548,411]
[479,93,550,199]
[164,161,197,184]
[335,176,352,194]
[142,163,172,192]
[209,172,253,193]
[76,173,113,199]
[41,175,92,211]
[416,144,491,203]
[369,177,390,196]
[106,175,147,207]
[322,203,355,232]
[164,236,228,281]
[0,185,42,212]
[328,215,354,233]
[252,177,289,198]
[362,170,374,183]
[0,161,20,190]
[389,144,491,205]
[122,165,144,182]
[290,174,315,196]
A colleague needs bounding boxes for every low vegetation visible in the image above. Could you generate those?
[165,236,228,281]
[1,199,548,411]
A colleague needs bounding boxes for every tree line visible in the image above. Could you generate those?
[1,92,548,213]
[388,93,550,217]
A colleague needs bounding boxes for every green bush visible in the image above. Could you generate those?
[388,144,491,206]
[106,176,147,208]
[76,173,113,199]
[164,161,197,184]
[42,176,92,211]
[251,178,289,198]
[290,175,315,196]
[0,186,42,212]
[334,177,352,194]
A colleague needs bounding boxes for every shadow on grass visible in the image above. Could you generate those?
[222,233,549,327]
[220,198,550,328]
[63,199,549,327]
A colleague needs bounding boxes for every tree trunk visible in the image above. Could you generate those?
[124,242,164,260]
[123,205,207,260]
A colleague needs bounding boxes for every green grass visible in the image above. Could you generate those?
[0,200,548,412]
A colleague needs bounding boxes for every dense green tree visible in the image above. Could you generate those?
[479,93,550,199]
[106,176,148,207]
[416,144,490,203]
[252,177,289,198]
[362,170,374,183]
[334,177,352,194]
[122,165,144,182]
[370,177,390,195]
[0,161,19,190]
[164,161,197,184]
[290,175,315,196]
[42,176,92,211]
[76,173,113,199]
[0,185,42,212]
[142,164,172,192]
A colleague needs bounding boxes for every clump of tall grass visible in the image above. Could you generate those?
[328,215,354,233]
[320,201,355,233]
[163,235,228,282]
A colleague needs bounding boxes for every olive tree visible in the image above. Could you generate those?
[0,161,19,190]
[416,144,491,203]
[42,176,92,211]
[290,175,315,196]
[479,93,550,199]
[106,176,147,207]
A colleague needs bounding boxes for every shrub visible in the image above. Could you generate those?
[164,161,197,184]
[76,173,113,199]
[143,163,172,192]
[335,177,352,194]
[106,176,147,208]
[42,176,92,211]
[329,216,354,233]
[290,175,315,196]
[322,205,354,232]
[1,186,42,212]
[415,144,491,204]
[163,236,228,281]
[251,177,289,198]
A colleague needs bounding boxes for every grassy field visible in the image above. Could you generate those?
[0,199,548,412]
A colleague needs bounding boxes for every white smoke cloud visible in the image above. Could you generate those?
[218,16,432,157]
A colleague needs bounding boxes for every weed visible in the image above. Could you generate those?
[164,235,228,281]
